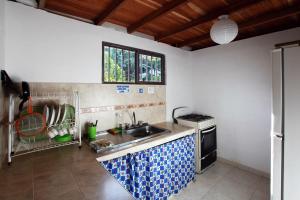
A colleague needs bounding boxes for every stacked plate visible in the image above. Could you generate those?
[43,104,76,141]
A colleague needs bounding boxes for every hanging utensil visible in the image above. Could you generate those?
[15,97,46,138]
[1,70,31,112]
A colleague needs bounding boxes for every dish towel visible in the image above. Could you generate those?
[101,134,196,200]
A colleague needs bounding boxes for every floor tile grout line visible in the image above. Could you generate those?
[199,166,235,200]
[61,145,87,200]
[227,164,268,200]
[199,163,259,200]
[248,189,256,200]
[224,165,268,189]
[69,167,87,200]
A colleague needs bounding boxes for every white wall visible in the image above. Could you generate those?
[4,1,194,121]
[191,28,300,174]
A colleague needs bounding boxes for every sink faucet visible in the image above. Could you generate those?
[124,110,145,128]
[125,110,136,127]
[133,111,136,126]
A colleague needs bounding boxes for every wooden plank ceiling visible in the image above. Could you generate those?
[38,0,300,50]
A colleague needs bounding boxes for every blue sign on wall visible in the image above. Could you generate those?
[116,85,129,93]
[138,88,144,94]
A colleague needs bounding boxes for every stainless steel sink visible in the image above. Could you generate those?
[125,125,167,138]
[91,125,170,154]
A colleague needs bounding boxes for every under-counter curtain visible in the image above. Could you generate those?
[101,134,195,200]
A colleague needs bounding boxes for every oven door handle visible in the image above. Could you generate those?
[201,126,216,134]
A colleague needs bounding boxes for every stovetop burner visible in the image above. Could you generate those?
[177,114,212,122]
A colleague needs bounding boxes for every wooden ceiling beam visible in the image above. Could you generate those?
[177,3,300,48]
[127,0,188,34]
[191,19,300,51]
[94,0,125,25]
[155,0,262,42]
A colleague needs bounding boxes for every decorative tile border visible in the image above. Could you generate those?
[80,101,166,114]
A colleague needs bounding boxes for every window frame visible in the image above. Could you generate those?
[102,42,165,85]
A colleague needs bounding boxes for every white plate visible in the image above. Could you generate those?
[43,105,49,125]
[55,105,61,125]
[47,106,51,125]
[60,104,67,124]
[49,105,56,126]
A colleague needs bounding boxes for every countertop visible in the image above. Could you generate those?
[95,122,195,162]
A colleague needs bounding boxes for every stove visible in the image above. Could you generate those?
[176,113,217,173]
[176,113,216,130]
[177,114,212,122]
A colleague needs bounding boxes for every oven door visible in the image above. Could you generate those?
[201,126,217,158]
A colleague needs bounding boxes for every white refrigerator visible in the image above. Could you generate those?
[271,44,300,200]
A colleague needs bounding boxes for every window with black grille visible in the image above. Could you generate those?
[102,42,165,85]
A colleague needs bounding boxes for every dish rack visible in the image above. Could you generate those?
[7,91,81,165]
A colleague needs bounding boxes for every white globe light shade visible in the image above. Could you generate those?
[210,15,238,44]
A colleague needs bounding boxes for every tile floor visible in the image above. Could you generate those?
[171,161,270,200]
[0,144,133,200]
[0,143,269,200]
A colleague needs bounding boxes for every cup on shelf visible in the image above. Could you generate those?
[68,126,77,135]
[48,128,58,138]
[58,128,68,136]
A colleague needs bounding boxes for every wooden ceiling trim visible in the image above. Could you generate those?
[43,8,94,24]
[236,22,300,42]
[177,3,300,48]
[127,0,189,34]
[191,43,216,51]
[176,33,210,47]
[38,0,47,9]
[45,1,97,19]
[94,0,125,25]
[155,0,263,42]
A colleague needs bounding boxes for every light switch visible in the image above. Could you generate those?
[148,87,155,94]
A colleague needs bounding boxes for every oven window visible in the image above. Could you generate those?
[201,126,217,157]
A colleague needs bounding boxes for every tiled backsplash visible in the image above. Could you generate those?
[29,83,166,132]
[0,83,165,166]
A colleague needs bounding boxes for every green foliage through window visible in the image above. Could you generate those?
[104,46,135,83]
[139,54,161,82]
[103,42,165,84]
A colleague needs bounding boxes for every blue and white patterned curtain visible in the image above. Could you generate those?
[101,134,195,200]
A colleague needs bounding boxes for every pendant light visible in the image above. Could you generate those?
[210,15,238,44]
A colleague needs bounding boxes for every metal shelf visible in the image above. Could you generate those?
[8,91,82,164]
[11,140,80,158]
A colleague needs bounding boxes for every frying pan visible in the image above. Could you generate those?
[1,70,30,112]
